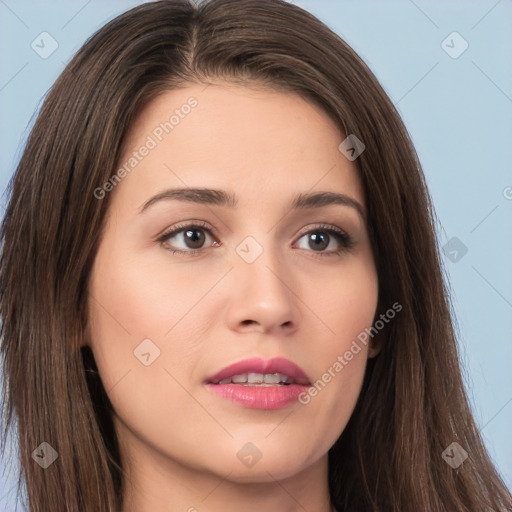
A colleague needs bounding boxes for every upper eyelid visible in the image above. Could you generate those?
[158,220,216,238]
[159,221,348,237]
[158,222,351,248]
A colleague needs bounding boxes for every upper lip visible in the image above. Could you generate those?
[205,357,311,385]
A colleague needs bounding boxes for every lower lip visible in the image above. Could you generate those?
[206,383,309,410]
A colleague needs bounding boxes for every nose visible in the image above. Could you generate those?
[224,240,300,336]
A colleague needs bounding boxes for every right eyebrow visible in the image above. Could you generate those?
[139,188,238,213]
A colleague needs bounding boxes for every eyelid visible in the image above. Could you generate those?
[295,222,348,240]
[157,220,218,241]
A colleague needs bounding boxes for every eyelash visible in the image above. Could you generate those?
[157,221,354,258]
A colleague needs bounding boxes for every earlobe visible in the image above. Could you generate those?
[78,337,90,348]
[367,342,381,359]
[367,316,384,359]
[79,320,92,348]
[368,298,390,359]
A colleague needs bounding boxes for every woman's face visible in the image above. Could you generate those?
[88,81,378,487]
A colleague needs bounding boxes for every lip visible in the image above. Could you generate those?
[204,356,311,386]
[204,357,311,410]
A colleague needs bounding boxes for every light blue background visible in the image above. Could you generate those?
[1,0,511,508]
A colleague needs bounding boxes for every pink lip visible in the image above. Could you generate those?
[204,357,311,410]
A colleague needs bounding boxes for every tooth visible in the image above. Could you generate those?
[222,373,294,385]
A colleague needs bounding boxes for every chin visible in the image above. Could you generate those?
[205,443,317,484]
[224,461,307,484]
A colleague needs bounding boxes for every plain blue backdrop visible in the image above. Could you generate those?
[1,0,511,509]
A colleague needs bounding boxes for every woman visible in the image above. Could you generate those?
[1,0,510,511]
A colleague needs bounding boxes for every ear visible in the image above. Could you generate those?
[367,338,382,358]
[366,298,391,359]
[78,316,92,348]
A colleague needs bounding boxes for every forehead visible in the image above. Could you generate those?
[112,81,364,212]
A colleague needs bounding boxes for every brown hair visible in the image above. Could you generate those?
[1,0,510,510]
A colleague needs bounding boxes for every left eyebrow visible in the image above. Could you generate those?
[290,191,365,220]
[139,187,365,220]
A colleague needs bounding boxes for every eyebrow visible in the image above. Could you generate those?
[139,187,365,219]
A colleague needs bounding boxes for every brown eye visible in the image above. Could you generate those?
[158,222,218,255]
[295,225,354,256]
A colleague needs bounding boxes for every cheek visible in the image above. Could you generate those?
[299,253,378,420]
[89,253,197,339]
[311,252,379,350]
[87,247,216,461]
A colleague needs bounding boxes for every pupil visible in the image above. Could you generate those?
[309,232,328,251]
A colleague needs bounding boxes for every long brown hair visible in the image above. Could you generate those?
[1,1,510,510]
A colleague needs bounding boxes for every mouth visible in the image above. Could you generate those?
[204,357,311,410]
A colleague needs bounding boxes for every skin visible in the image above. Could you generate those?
[87,81,379,512]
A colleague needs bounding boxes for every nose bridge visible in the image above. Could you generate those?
[226,233,299,332]
[235,234,290,297]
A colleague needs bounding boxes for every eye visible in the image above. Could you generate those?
[157,221,219,256]
[294,224,354,256]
